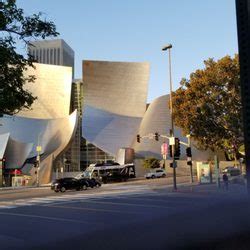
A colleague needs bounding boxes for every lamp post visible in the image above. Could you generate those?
[162,43,177,190]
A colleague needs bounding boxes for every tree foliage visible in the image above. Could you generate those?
[172,55,243,156]
[143,157,161,169]
[0,0,59,115]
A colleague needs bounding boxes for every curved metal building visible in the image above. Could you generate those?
[0,111,77,184]
[18,63,72,119]
[133,95,215,160]
[82,60,150,156]
[0,63,76,185]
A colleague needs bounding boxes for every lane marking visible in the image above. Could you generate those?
[0,211,103,225]
[47,198,173,209]
[44,204,152,215]
[0,205,17,209]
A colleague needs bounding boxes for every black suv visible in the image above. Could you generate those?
[51,177,89,192]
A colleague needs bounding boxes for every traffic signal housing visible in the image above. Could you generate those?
[155,132,159,141]
[174,137,181,159]
[33,160,39,168]
[186,147,192,157]
[169,145,173,157]
[136,134,140,143]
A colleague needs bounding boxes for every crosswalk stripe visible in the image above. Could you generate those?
[0,185,160,209]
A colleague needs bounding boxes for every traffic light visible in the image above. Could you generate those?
[174,137,181,159]
[169,145,173,157]
[155,132,159,141]
[33,160,39,168]
[186,147,192,157]
[2,157,5,169]
[136,134,140,143]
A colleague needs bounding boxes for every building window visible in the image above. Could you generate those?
[50,48,53,64]
[54,48,57,65]
[57,48,60,65]
[43,49,46,63]
[47,49,49,64]
[38,49,43,63]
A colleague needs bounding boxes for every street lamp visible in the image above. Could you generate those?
[162,43,177,190]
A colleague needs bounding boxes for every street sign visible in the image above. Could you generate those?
[36,146,42,152]
[170,161,177,168]
[169,137,175,145]
[161,143,168,155]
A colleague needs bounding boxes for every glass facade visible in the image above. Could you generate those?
[81,140,115,169]
[63,80,115,171]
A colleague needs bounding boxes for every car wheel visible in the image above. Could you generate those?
[60,187,66,192]
[151,175,156,179]
[162,174,166,178]
[82,184,87,190]
[54,190,59,193]
[96,183,101,188]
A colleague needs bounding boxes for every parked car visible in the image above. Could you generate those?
[79,178,101,188]
[145,169,166,179]
[222,166,241,176]
[51,177,88,192]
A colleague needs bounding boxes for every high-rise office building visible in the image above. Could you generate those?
[28,39,75,77]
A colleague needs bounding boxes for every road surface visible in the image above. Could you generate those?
[0,177,249,250]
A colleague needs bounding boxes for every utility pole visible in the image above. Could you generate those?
[162,44,177,191]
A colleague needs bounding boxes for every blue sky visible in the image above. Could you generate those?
[17,0,238,102]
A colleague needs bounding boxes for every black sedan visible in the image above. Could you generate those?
[79,178,101,188]
[51,177,89,192]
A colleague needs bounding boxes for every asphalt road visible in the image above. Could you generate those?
[0,176,193,201]
[0,178,249,250]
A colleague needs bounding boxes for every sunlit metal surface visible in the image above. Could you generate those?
[133,95,218,160]
[82,60,150,155]
[83,105,142,155]
[0,111,77,183]
[0,133,9,159]
[0,110,77,159]
[18,63,72,119]
[5,138,33,169]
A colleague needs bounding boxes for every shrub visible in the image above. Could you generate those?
[143,158,160,169]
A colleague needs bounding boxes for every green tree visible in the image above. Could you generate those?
[143,157,161,169]
[172,55,243,158]
[0,0,59,115]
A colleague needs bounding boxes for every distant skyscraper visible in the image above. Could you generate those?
[28,39,75,77]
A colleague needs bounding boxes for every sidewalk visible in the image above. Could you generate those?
[0,184,50,191]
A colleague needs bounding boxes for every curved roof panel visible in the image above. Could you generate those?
[133,95,213,160]
[82,60,150,155]
[83,105,141,155]
[0,110,77,162]
[0,133,10,159]
[18,63,72,119]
